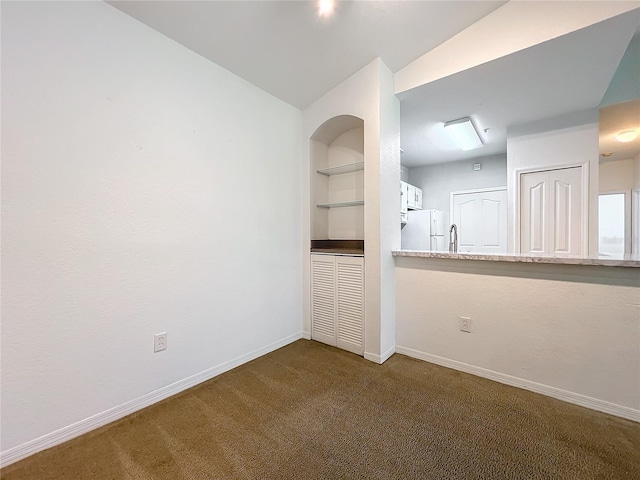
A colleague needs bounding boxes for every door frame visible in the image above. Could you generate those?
[514,162,590,256]
[634,189,640,255]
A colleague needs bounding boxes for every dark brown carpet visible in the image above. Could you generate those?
[2,339,639,479]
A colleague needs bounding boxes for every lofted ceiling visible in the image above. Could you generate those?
[399,10,640,168]
[107,0,507,109]
[107,1,638,169]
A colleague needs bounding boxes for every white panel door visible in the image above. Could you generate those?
[550,167,582,255]
[336,256,364,355]
[520,167,583,255]
[310,255,336,347]
[520,171,547,254]
[451,188,507,253]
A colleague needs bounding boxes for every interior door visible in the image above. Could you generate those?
[520,171,547,254]
[520,166,583,255]
[451,188,507,253]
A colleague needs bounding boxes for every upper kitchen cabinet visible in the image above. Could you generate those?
[311,115,365,241]
[405,182,423,210]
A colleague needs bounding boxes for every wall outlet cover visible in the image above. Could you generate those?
[459,316,471,333]
[154,332,167,352]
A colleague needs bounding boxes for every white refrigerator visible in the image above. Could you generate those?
[401,209,445,251]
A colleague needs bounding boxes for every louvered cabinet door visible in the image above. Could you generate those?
[335,256,364,356]
[311,254,337,346]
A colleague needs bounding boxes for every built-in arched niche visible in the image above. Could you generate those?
[310,115,365,246]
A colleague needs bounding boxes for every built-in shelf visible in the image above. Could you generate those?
[317,200,365,209]
[317,162,364,176]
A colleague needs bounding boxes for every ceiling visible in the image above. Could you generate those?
[107,0,506,109]
[600,98,640,164]
[108,1,639,169]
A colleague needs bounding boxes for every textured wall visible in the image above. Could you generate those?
[395,258,640,414]
[1,1,302,454]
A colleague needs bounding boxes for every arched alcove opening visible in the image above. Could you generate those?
[310,115,365,245]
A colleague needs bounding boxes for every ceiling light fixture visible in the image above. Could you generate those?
[616,130,638,143]
[318,0,335,17]
[443,118,483,151]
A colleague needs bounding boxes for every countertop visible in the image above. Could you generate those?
[392,250,640,268]
[311,239,364,256]
[311,249,365,255]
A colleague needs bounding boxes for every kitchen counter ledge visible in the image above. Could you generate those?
[392,250,640,268]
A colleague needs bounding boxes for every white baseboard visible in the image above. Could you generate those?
[396,346,640,423]
[302,330,311,340]
[364,345,396,365]
[0,332,303,468]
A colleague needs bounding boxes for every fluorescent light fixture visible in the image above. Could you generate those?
[444,118,483,151]
[616,130,638,143]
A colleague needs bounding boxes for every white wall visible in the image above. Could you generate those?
[408,154,507,228]
[506,110,599,255]
[302,58,400,363]
[1,1,302,461]
[395,257,640,420]
[600,158,640,192]
[327,128,365,239]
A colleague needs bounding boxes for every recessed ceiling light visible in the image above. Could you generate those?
[616,130,638,143]
[318,0,335,17]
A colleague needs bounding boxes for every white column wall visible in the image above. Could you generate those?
[302,58,399,363]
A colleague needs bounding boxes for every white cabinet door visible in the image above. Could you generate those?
[401,181,408,214]
[310,254,364,356]
[415,187,423,210]
[336,256,364,355]
[520,167,583,255]
[407,184,416,210]
[405,183,422,210]
[310,255,336,347]
[451,188,507,253]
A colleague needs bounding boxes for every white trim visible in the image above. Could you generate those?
[633,189,640,255]
[364,345,396,365]
[302,330,311,340]
[514,162,590,256]
[396,345,640,423]
[450,185,507,197]
[0,332,304,468]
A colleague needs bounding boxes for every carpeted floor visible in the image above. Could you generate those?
[2,339,639,479]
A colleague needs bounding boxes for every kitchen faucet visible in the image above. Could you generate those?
[449,224,458,253]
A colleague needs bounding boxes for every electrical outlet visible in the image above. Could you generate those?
[459,316,471,333]
[154,332,167,352]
